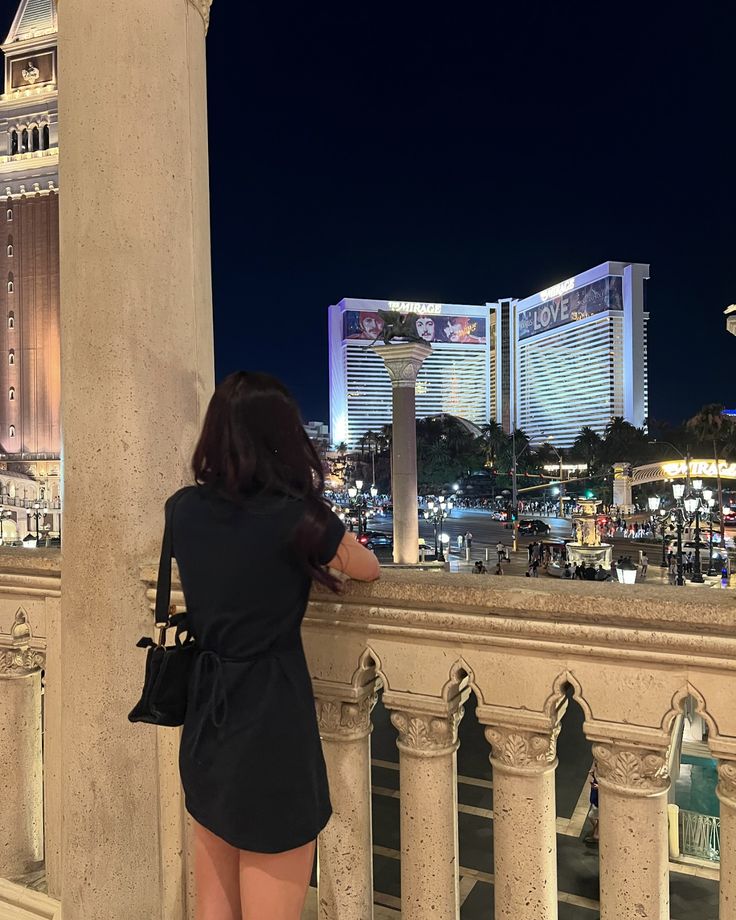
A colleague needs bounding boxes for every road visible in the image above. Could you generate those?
[364,507,658,563]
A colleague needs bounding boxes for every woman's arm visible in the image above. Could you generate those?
[327,531,381,582]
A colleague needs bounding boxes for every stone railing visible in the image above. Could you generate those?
[301,571,736,920]
[0,550,61,917]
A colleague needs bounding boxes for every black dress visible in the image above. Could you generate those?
[168,485,345,853]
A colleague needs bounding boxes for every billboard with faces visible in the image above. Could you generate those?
[343,310,486,344]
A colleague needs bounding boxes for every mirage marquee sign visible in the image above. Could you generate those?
[661,460,736,479]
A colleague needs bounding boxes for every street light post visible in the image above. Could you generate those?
[672,483,686,587]
[425,495,451,562]
[703,490,716,575]
[684,480,705,584]
[647,495,667,568]
[31,501,46,543]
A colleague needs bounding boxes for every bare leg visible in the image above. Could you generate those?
[194,821,242,920]
[240,838,316,920]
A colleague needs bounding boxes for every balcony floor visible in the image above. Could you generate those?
[306,691,719,919]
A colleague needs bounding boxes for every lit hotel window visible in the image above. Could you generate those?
[8,426,14,438]
[7,279,13,294]
[7,244,12,258]
[8,387,14,401]
[7,313,13,329]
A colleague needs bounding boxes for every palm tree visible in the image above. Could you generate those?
[479,420,508,469]
[687,404,734,541]
[571,426,603,473]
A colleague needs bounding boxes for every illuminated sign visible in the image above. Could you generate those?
[518,276,623,341]
[661,460,736,479]
[343,310,486,344]
[387,301,443,315]
[539,278,575,302]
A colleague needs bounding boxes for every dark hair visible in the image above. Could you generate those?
[192,371,341,591]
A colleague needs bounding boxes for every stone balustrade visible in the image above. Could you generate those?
[302,570,736,920]
[1,558,735,920]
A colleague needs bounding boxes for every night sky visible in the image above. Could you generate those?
[5,2,736,425]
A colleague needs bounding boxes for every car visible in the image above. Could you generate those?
[517,519,551,535]
[357,530,393,550]
[666,539,728,564]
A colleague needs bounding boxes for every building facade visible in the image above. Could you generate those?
[0,0,60,502]
[329,263,649,451]
[512,262,649,447]
[329,298,490,449]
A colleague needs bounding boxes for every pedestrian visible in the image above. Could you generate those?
[465,531,473,551]
[640,552,648,579]
[563,563,572,579]
[495,560,504,575]
[457,534,463,552]
[531,557,540,577]
[584,770,599,846]
[157,371,380,918]
[496,540,505,563]
[685,552,693,575]
[527,541,535,563]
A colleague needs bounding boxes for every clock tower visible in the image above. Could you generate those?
[0,0,60,504]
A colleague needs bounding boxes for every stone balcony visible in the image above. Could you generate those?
[1,558,735,919]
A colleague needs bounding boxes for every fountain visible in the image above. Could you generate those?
[565,498,613,570]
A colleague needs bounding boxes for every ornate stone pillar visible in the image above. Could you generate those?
[592,741,670,920]
[480,712,562,920]
[383,693,464,920]
[315,685,378,920]
[716,758,736,919]
[58,1,215,918]
[0,611,44,878]
[376,343,431,564]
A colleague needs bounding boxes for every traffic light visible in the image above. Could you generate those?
[585,490,594,499]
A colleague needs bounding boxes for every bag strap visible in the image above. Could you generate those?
[154,488,190,625]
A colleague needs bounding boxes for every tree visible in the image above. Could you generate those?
[479,420,508,469]
[570,426,603,473]
[687,404,735,542]
[601,417,648,466]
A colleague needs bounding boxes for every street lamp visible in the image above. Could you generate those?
[424,495,451,562]
[31,501,47,543]
[616,557,638,585]
[647,495,668,568]
[703,489,716,575]
[684,486,705,584]
[347,482,366,538]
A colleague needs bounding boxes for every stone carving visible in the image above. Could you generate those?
[484,725,560,768]
[10,608,32,645]
[390,708,463,754]
[371,310,424,345]
[380,348,431,388]
[0,647,45,675]
[315,693,377,740]
[188,0,214,31]
[717,761,736,805]
[592,743,669,793]
[22,61,39,85]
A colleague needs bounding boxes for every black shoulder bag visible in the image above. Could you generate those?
[128,489,197,727]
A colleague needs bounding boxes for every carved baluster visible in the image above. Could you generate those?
[716,759,736,919]
[0,609,44,877]
[482,723,561,920]
[315,689,377,920]
[385,698,464,920]
[592,742,670,920]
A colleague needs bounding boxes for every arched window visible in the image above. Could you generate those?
[31,127,39,152]
[20,129,28,153]
[7,238,13,258]
[8,387,14,401]
[6,209,12,222]
[7,278,13,294]
[7,313,14,329]
[10,130,18,156]
[8,426,15,438]
[8,350,14,366]
[42,125,49,150]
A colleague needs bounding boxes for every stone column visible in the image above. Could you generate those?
[376,343,431,564]
[482,724,560,920]
[57,1,215,918]
[592,742,670,920]
[315,687,378,920]
[383,694,464,920]
[717,760,736,919]
[0,618,45,878]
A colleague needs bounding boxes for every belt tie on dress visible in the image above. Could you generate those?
[189,650,229,758]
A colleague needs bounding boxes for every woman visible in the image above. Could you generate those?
[168,371,380,920]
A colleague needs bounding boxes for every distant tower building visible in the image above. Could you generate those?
[725,304,736,337]
[0,0,60,501]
